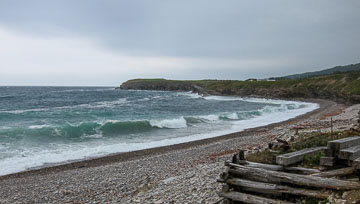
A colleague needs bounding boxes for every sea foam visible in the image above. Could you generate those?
[150,117,188,129]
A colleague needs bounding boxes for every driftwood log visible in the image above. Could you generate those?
[312,167,355,178]
[218,191,295,204]
[226,161,320,174]
[228,165,360,190]
[224,178,330,199]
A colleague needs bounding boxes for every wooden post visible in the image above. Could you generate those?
[239,149,245,160]
[232,150,246,164]
[331,117,333,134]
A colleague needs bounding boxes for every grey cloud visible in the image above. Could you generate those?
[0,0,359,76]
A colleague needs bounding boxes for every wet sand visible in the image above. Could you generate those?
[0,99,354,203]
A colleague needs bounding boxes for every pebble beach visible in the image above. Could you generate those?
[0,99,359,204]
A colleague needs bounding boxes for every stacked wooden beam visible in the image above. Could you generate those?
[217,144,360,203]
[320,136,360,167]
[276,146,325,166]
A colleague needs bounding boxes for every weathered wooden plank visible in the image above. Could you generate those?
[284,166,320,174]
[247,161,283,171]
[320,156,336,167]
[312,167,355,178]
[226,161,283,171]
[219,191,295,204]
[327,136,360,151]
[339,145,360,160]
[276,147,326,166]
[219,177,276,194]
[227,161,319,174]
[226,178,330,199]
[228,165,360,190]
[225,162,282,184]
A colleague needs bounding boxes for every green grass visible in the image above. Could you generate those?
[246,149,282,164]
[303,152,322,167]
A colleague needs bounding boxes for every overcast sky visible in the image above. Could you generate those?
[0,0,359,86]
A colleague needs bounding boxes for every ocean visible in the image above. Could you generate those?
[0,86,319,175]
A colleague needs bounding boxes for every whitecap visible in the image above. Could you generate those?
[150,117,187,129]
[224,113,239,120]
[28,124,51,129]
[178,92,203,99]
[197,114,220,121]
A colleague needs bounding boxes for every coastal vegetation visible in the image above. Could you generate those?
[120,70,360,104]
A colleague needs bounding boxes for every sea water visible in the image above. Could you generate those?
[0,86,319,175]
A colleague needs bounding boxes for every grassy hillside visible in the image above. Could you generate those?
[120,71,360,104]
[283,63,360,79]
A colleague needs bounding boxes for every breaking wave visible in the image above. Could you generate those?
[0,103,301,140]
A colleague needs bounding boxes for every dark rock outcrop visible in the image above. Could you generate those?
[120,80,210,96]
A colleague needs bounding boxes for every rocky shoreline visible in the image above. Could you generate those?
[1,99,358,203]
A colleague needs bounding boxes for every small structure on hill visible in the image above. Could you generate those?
[245,78,258,82]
